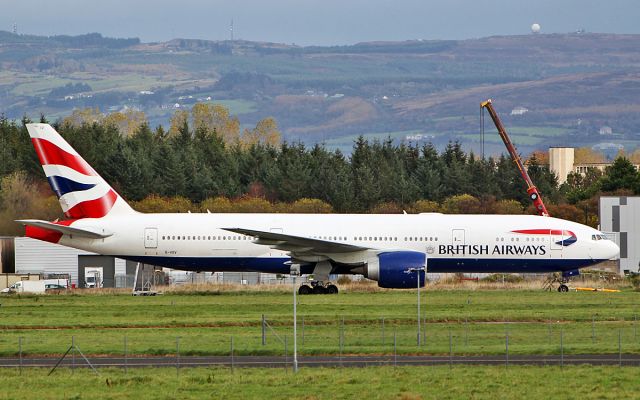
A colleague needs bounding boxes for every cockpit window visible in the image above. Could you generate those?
[592,234,608,241]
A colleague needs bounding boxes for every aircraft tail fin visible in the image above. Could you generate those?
[25,123,135,219]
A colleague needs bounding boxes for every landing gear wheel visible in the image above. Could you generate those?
[312,285,327,295]
[326,284,338,294]
[298,285,312,295]
[558,284,569,293]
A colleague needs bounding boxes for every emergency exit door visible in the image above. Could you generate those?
[144,228,158,249]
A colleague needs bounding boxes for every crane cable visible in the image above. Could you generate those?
[480,106,485,160]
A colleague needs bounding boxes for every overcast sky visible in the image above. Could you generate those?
[2,0,639,45]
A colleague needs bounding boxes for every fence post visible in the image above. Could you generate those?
[262,314,266,346]
[393,329,397,368]
[124,336,128,375]
[449,328,453,369]
[560,329,564,369]
[230,336,234,373]
[72,336,75,374]
[176,337,180,377]
[284,336,288,371]
[619,329,622,367]
[464,317,469,347]
[18,337,23,376]
[340,317,344,366]
[505,329,509,368]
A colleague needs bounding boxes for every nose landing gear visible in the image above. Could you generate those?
[543,272,573,292]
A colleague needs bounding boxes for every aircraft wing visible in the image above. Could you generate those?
[223,227,370,254]
[16,219,113,239]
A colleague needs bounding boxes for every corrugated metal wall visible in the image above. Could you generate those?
[600,196,635,273]
[14,238,126,286]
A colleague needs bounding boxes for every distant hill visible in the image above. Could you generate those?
[2,31,640,154]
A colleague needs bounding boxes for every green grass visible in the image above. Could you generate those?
[11,76,74,96]
[1,289,639,357]
[0,365,638,399]
[458,133,542,146]
[200,99,258,115]
[508,126,571,137]
[83,75,164,93]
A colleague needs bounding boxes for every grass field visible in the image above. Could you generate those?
[1,286,639,358]
[0,365,638,400]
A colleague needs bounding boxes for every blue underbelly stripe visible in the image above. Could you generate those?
[118,255,605,274]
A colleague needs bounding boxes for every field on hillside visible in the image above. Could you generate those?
[0,365,638,400]
[4,32,640,153]
[1,287,639,358]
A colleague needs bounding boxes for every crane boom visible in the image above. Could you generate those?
[480,99,550,217]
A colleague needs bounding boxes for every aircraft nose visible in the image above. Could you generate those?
[602,240,620,261]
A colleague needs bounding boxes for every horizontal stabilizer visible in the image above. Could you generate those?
[16,219,113,239]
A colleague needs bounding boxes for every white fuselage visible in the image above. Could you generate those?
[57,212,619,275]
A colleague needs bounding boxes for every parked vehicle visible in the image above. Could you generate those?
[84,268,103,288]
[44,279,69,288]
[1,280,46,293]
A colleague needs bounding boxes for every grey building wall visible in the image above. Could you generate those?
[14,237,126,286]
[600,196,635,273]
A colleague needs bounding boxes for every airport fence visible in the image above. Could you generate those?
[2,312,640,373]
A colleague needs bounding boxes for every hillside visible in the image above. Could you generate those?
[1,31,640,154]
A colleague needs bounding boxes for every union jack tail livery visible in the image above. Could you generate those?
[25,123,134,219]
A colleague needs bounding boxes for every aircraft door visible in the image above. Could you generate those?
[550,231,563,252]
[144,228,158,249]
[452,229,465,245]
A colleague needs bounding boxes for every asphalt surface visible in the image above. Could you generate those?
[1,354,639,369]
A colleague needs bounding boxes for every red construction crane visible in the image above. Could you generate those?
[480,99,550,217]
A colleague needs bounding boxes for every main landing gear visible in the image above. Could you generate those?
[298,280,339,295]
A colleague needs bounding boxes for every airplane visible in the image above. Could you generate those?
[18,123,619,294]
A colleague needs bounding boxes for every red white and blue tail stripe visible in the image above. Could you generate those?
[26,123,134,219]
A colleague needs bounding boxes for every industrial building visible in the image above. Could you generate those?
[0,237,293,290]
[599,196,640,275]
[549,147,640,185]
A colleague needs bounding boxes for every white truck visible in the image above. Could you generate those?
[1,280,46,294]
[85,268,103,288]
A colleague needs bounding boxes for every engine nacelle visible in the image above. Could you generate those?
[366,251,426,289]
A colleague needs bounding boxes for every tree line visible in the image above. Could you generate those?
[1,104,639,236]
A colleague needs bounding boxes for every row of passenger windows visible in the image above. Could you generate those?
[495,237,545,242]
[162,235,254,241]
[313,236,438,242]
[161,235,438,242]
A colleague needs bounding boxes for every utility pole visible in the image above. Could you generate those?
[291,263,300,372]
[406,266,426,346]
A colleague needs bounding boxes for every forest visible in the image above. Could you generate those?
[1,104,639,236]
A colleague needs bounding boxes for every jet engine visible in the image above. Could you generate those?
[365,251,426,289]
